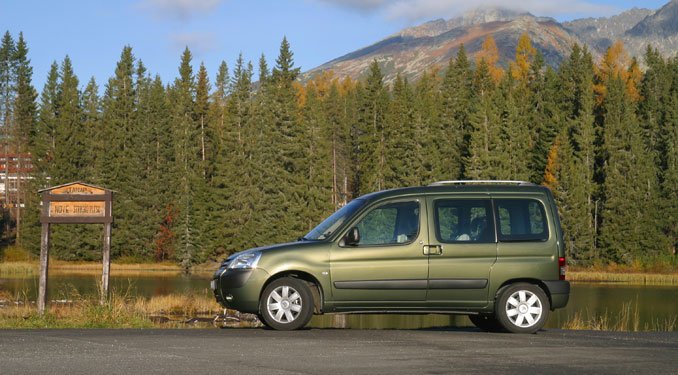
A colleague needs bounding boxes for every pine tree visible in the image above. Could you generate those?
[553,44,597,263]
[323,80,351,208]
[11,33,38,247]
[496,75,531,181]
[169,47,201,268]
[252,37,307,243]
[465,60,502,179]
[52,56,83,183]
[383,73,416,188]
[439,45,472,180]
[639,48,677,256]
[355,60,388,194]
[598,76,667,263]
[301,84,333,230]
[0,31,16,131]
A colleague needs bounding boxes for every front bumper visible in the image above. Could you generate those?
[212,267,270,313]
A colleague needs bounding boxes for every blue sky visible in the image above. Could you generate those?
[0,0,670,91]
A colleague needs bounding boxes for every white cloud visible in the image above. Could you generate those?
[314,0,619,22]
[315,0,388,11]
[139,0,223,21]
[169,32,218,54]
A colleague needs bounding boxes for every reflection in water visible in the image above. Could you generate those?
[0,274,676,330]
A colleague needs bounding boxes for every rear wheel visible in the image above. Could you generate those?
[496,283,550,334]
[259,277,313,331]
[468,314,504,332]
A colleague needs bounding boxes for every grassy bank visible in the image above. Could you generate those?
[0,260,199,277]
[567,271,678,285]
[0,288,259,329]
[563,301,676,332]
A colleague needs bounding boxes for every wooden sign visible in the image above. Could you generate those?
[37,182,115,314]
[49,201,106,217]
[40,182,112,224]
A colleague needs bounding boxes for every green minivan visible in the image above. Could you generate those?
[211,181,570,333]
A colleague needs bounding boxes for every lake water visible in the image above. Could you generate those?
[1,273,676,330]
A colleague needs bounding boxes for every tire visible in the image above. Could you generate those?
[256,313,271,329]
[496,283,550,334]
[468,314,504,332]
[259,277,313,331]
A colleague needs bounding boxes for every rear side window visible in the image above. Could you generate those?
[435,199,494,243]
[494,199,549,242]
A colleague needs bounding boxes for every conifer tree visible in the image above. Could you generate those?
[99,47,145,258]
[476,35,503,83]
[496,74,531,180]
[551,44,597,263]
[11,33,38,246]
[599,76,666,262]
[384,73,416,188]
[439,45,472,179]
[465,60,502,179]
[323,80,351,208]
[355,60,388,194]
[256,37,307,242]
[413,69,442,184]
[169,47,201,268]
[301,84,333,230]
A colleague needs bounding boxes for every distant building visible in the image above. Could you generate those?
[0,153,33,208]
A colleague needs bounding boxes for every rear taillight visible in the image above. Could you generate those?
[559,257,567,280]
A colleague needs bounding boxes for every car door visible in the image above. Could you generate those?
[329,198,429,308]
[424,195,497,308]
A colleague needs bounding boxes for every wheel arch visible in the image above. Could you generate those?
[260,270,324,314]
[493,278,552,308]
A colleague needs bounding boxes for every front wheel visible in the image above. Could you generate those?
[259,277,313,331]
[495,283,550,334]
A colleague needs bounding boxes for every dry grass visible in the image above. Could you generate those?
[0,262,38,276]
[0,260,220,277]
[567,271,678,285]
[0,287,258,329]
[563,301,676,332]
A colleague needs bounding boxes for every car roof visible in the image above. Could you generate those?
[358,182,550,204]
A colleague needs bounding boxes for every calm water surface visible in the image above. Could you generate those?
[1,273,675,330]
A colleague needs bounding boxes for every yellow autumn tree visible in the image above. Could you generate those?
[475,35,503,83]
[337,76,355,97]
[306,70,336,99]
[510,33,536,82]
[594,40,641,103]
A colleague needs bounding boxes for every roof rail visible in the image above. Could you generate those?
[428,180,535,186]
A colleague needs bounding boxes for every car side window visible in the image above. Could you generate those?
[494,199,549,242]
[435,199,494,243]
[355,201,419,246]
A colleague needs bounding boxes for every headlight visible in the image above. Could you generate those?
[227,252,262,270]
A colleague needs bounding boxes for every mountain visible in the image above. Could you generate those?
[304,1,677,84]
[562,7,654,53]
[563,0,678,59]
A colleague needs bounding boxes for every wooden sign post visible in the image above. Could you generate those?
[38,182,114,314]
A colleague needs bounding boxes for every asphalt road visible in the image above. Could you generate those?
[0,328,676,374]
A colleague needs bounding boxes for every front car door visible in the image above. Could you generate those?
[330,198,429,309]
[425,195,497,308]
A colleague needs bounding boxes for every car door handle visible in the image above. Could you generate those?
[423,245,443,256]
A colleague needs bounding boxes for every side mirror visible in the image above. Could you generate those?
[343,227,360,246]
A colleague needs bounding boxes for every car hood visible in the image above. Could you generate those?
[224,240,319,262]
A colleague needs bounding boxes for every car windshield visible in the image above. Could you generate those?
[304,199,366,241]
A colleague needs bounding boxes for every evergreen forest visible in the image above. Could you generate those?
[0,31,675,269]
